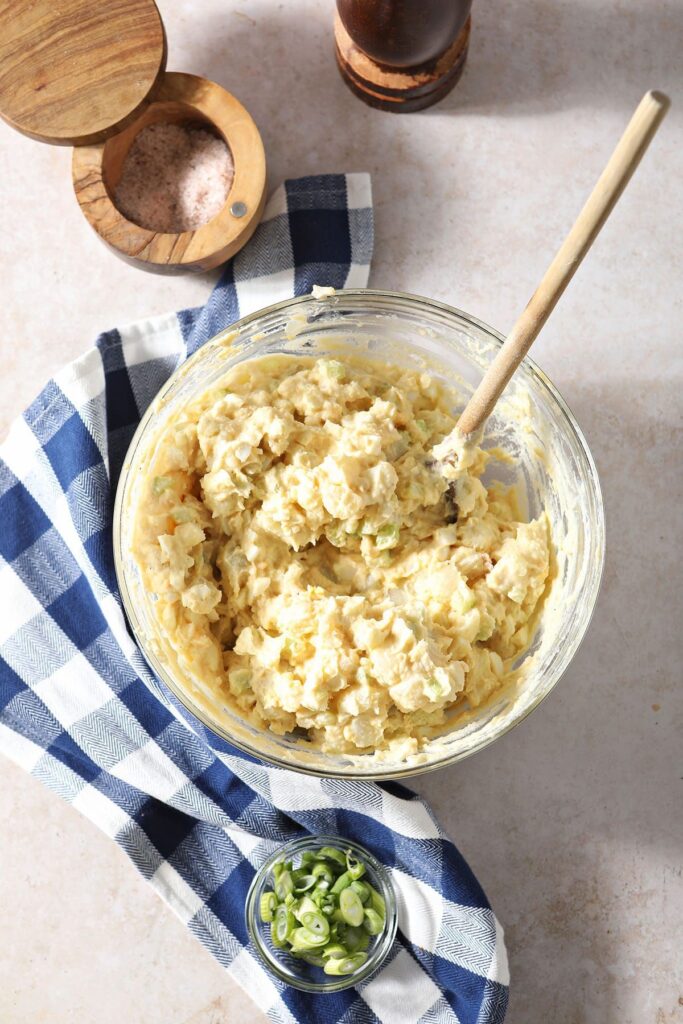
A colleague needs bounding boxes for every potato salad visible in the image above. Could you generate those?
[133,355,550,757]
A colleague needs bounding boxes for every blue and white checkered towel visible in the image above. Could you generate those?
[0,174,509,1024]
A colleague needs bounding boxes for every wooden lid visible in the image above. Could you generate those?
[0,0,166,145]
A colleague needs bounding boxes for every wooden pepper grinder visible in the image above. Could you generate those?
[335,0,472,112]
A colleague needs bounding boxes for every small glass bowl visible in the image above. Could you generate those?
[245,835,398,993]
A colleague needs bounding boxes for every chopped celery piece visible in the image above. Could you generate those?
[320,359,346,380]
[375,523,400,550]
[228,667,252,695]
[152,475,173,495]
[171,505,194,523]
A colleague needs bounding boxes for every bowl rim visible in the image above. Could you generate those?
[113,287,606,779]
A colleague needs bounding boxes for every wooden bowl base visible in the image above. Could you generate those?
[334,12,471,113]
[72,73,266,273]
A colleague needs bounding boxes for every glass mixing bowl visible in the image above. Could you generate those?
[113,289,605,780]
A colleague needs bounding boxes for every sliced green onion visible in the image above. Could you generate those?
[330,870,353,895]
[349,880,370,903]
[300,910,331,940]
[318,846,348,867]
[291,926,328,950]
[259,891,277,923]
[275,870,295,901]
[296,951,326,967]
[367,884,386,918]
[322,943,347,959]
[323,952,368,976]
[363,908,384,935]
[342,925,370,953]
[345,852,366,880]
[260,843,387,970]
[293,873,317,893]
[316,894,336,916]
[293,896,319,923]
[311,862,335,885]
[339,887,364,927]
[272,860,290,882]
[274,904,296,944]
[270,921,285,949]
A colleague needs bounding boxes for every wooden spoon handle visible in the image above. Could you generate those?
[457,89,670,437]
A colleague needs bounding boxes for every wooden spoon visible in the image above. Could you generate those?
[455,90,670,439]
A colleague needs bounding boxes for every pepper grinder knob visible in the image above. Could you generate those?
[335,0,472,112]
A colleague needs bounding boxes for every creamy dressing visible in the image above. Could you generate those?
[132,354,550,757]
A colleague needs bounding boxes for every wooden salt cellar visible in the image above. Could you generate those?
[0,0,266,272]
[335,0,472,112]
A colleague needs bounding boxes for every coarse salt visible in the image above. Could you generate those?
[114,122,234,233]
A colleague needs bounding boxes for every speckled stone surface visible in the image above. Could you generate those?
[0,2,681,1022]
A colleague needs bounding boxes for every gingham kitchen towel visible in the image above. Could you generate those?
[0,174,509,1024]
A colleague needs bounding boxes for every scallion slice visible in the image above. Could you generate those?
[323,952,369,976]
[259,891,276,923]
[339,887,364,927]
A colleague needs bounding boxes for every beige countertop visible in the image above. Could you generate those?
[0,1,681,1022]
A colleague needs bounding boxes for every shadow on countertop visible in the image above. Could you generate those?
[175,0,681,309]
[179,0,682,124]
[412,376,682,1024]
[442,0,683,118]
